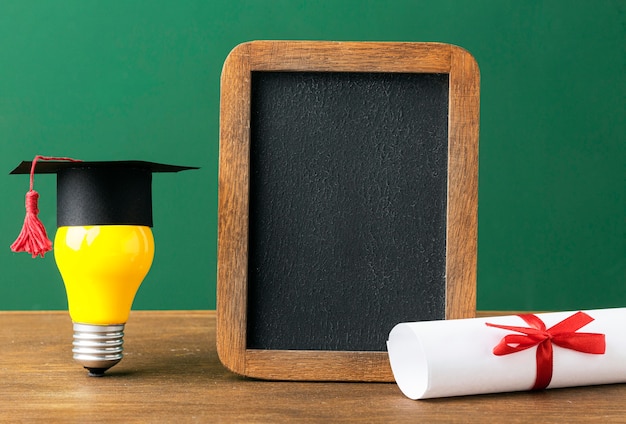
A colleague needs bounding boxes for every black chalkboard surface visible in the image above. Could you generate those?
[217,41,479,382]
[247,71,449,352]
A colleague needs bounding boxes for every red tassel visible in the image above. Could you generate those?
[10,190,53,258]
[11,155,81,258]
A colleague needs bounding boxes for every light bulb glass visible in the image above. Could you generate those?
[54,225,154,374]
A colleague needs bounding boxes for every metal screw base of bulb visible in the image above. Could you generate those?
[72,323,125,377]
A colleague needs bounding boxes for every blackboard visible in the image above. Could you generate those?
[247,71,449,351]
[217,41,479,381]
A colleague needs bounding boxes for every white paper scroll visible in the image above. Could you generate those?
[386,308,626,399]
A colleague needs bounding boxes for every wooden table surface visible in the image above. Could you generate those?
[1,311,624,423]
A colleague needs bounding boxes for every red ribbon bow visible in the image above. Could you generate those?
[486,311,606,390]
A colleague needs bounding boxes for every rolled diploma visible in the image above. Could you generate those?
[386,308,626,399]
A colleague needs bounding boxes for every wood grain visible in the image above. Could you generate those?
[1,311,624,423]
[217,41,479,381]
[248,41,452,72]
[445,45,480,319]
[217,39,251,377]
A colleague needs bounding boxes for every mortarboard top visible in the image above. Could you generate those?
[10,160,198,228]
[10,160,196,175]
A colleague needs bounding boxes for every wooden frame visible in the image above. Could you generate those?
[217,41,479,382]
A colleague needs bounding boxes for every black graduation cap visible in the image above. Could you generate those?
[10,156,198,257]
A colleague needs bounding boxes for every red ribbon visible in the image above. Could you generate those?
[486,312,606,390]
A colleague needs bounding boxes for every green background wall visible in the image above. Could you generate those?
[1,1,624,312]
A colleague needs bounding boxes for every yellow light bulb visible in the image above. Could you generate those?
[54,225,154,376]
